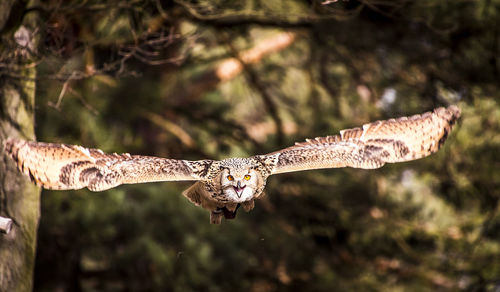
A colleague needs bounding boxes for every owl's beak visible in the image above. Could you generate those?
[233,181,246,198]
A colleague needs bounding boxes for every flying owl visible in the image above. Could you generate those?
[4,106,460,224]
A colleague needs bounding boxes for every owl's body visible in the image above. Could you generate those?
[4,106,461,223]
[182,158,269,223]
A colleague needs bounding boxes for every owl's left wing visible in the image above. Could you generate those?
[260,106,461,175]
[4,139,215,191]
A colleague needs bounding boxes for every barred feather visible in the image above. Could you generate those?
[268,105,460,174]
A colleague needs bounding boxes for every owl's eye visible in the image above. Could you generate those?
[227,175,234,181]
[244,174,251,181]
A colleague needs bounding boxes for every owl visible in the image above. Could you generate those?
[4,106,460,224]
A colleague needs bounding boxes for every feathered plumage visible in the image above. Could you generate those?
[4,105,461,223]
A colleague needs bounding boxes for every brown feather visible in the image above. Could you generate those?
[4,139,203,191]
[267,105,460,174]
[3,106,460,224]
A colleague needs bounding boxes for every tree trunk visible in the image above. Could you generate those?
[0,1,41,291]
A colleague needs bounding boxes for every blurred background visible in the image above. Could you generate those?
[8,0,500,291]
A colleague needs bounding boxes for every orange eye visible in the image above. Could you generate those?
[244,175,251,181]
[227,175,234,181]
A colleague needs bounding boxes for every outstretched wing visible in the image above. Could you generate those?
[4,139,215,191]
[261,105,461,175]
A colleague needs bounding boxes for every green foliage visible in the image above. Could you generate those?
[28,0,500,291]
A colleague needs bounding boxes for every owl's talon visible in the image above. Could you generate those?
[222,204,240,219]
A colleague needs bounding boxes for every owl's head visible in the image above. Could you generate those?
[219,158,263,202]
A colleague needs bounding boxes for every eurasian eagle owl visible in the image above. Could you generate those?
[4,106,460,224]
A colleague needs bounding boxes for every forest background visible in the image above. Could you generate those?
[0,0,499,291]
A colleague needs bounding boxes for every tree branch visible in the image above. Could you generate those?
[222,34,285,145]
[174,0,358,28]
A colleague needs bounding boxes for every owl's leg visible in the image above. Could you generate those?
[210,209,223,224]
[222,204,240,219]
[241,200,255,212]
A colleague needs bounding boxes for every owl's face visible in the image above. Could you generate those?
[219,164,260,203]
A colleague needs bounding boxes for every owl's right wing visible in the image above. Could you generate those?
[260,106,461,175]
[4,139,215,191]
